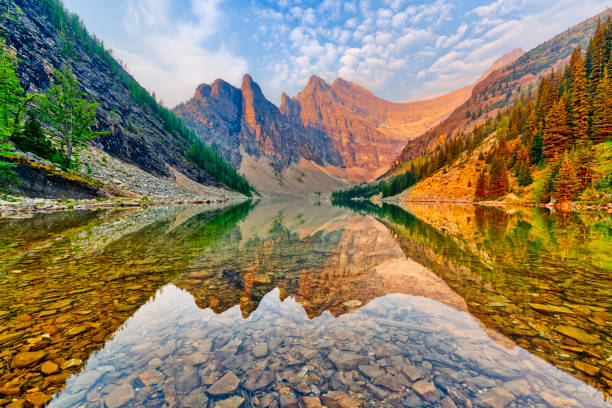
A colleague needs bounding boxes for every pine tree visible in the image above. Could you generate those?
[543,95,570,159]
[0,39,28,194]
[591,65,612,143]
[487,159,509,198]
[517,163,533,187]
[475,170,487,200]
[570,48,589,143]
[553,153,580,203]
[574,143,594,188]
[586,19,606,97]
[37,65,107,165]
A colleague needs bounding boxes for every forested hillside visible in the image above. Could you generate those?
[334,16,612,207]
[0,0,252,197]
[389,9,612,173]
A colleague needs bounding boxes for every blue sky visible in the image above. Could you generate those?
[63,0,610,107]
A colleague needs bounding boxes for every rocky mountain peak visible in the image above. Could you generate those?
[304,75,329,93]
[195,83,212,99]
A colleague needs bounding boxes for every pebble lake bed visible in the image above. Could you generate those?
[0,200,610,407]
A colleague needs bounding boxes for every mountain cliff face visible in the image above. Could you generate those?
[175,75,342,171]
[391,10,611,168]
[281,76,473,177]
[2,0,244,199]
[177,74,474,192]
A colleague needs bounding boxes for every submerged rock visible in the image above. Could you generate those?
[12,351,46,368]
[555,325,601,344]
[327,351,368,370]
[215,395,245,408]
[104,383,135,408]
[320,391,361,408]
[208,371,240,395]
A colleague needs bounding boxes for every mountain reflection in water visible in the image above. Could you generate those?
[0,200,609,407]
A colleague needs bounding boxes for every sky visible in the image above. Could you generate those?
[63,0,611,107]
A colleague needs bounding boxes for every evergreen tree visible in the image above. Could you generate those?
[586,18,606,100]
[570,48,589,142]
[516,163,533,187]
[543,95,570,159]
[0,39,27,194]
[36,66,107,165]
[553,153,580,203]
[487,159,509,198]
[475,170,487,200]
[591,65,611,143]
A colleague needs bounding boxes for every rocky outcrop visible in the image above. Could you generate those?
[175,75,342,171]
[2,0,225,192]
[10,159,106,200]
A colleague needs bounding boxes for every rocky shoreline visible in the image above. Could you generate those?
[0,197,250,218]
[382,196,612,212]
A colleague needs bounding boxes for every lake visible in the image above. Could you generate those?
[0,200,610,407]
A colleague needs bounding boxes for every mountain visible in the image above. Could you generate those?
[1,0,249,199]
[175,75,342,171]
[176,74,485,195]
[281,76,474,179]
[390,9,612,171]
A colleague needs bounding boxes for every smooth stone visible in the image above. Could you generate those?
[185,351,208,366]
[555,325,601,344]
[320,391,361,408]
[412,380,441,403]
[279,393,299,408]
[365,383,389,400]
[61,358,83,369]
[373,374,408,392]
[139,369,164,386]
[12,351,47,368]
[176,366,200,394]
[47,372,71,385]
[477,387,515,408]
[253,343,269,358]
[300,396,322,408]
[358,365,384,379]
[181,388,209,408]
[66,326,88,337]
[0,384,21,395]
[328,351,368,370]
[402,364,425,382]
[528,303,574,314]
[215,396,245,408]
[41,360,59,375]
[574,360,600,376]
[72,370,104,391]
[25,392,52,406]
[244,370,275,392]
[208,371,240,395]
[104,383,135,408]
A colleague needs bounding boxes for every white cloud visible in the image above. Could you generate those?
[121,0,247,107]
[474,0,522,17]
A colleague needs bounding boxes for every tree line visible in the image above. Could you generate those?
[334,17,611,204]
[476,17,611,203]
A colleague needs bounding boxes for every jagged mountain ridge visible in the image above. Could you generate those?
[281,76,474,175]
[176,72,483,192]
[2,0,244,198]
[175,75,342,171]
[390,9,612,170]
